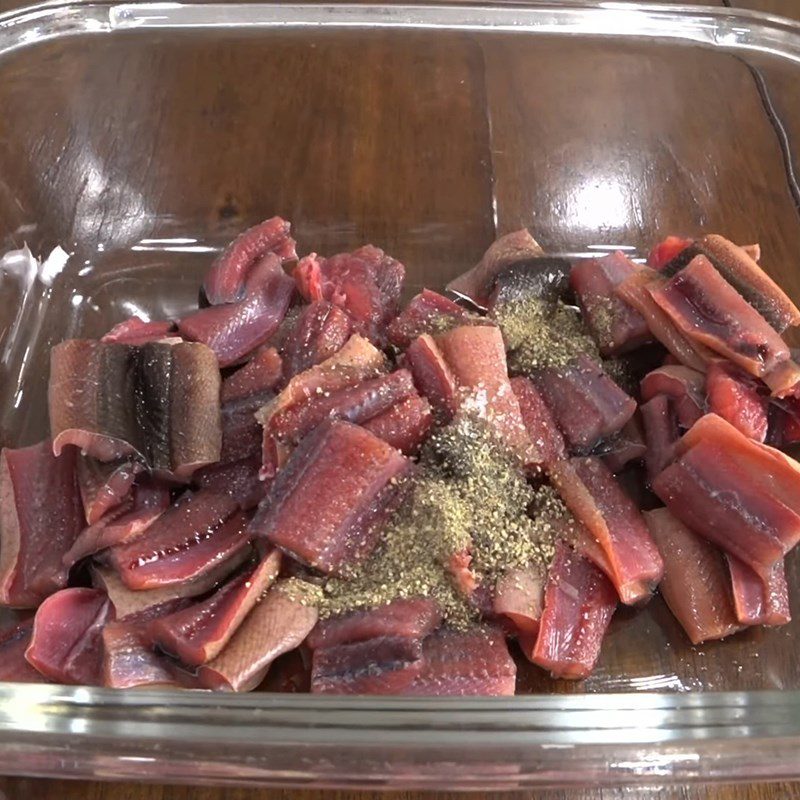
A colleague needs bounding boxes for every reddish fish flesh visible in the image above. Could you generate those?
[25,587,113,684]
[528,541,616,679]
[149,548,282,665]
[281,301,353,380]
[644,508,742,644]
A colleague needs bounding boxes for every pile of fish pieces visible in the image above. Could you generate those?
[2,216,800,693]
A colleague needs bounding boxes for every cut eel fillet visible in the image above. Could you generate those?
[0,617,47,682]
[63,479,170,568]
[640,365,705,429]
[549,457,664,605]
[295,245,404,345]
[402,627,517,696]
[601,415,647,474]
[446,229,545,307]
[50,340,221,479]
[102,317,176,346]
[107,497,250,591]
[570,251,652,356]
[532,353,636,453]
[647,255,790,379]
[281,301,352,380]
[493,563,546,637]
[0,441,84,607]
[644,508,743,644]
[726,555,790,627]
[640,395,679,483]
[77,457,142,524]
[615,268,713,371]
[361,393,433,455]
[527,541,616,680]
[706,360,768,442]
[203,216,297,305]
[25,587,113,684]
[149,547,282,666]
[251,421,410,575]
[387,289,481,349]
[510,375,566,471]
[311,636,425,694]
[655,413,800,571]
[405,334,459,424]
[257,334,386,477]
[179,253,296,367]
[695,234,800,333]
[436,325,534,462]
[307,597,442,650]
[198,579,319,691]
[221,346,283,404]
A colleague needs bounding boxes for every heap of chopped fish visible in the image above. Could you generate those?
[2,220,800,693]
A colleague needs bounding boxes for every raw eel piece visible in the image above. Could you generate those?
[267,369,417,449]
[198,579,319,691]
[727,555,790,626]
[405,334,459,424]
[192,457,265,510]
[311,636,424,694]
[361,394,433,455]
[0,441,84,607]
[643,508,742,644]
[601,416,647,474]
[549,457,663,605]
[402,627,517,696]
[179,254,296,367]
[528,541,616,679]
[436,325,534,462]
[510,376,566,471]
[221,346,283,404]
[640,395,679,483]
[108,502,250,591]
[570,252,651,356]
[25,588,113,684]
[446,229,545,307]
[647,236,693,270]
[50,340,221,478]
[652,438,800,572]
[281,301,353,380]
[640,365,705,429]
[647,255,790,378]
[102,317,176,345]
[103,620,198,689]
[258,334,386,423]
[616,269,712,371]
[63,480,171,568]
[532,354,636,453]
[387,289,480,349]
[763,358,800,398]
[220,393,266,464]
[91,553,248,621]
[676,414,800,521]
[493,564,546,636]
[251,421,410,575]
[696,234,800,332]
[0,618,48,682]
[564,520,649,603]
[706,360,768,442]
[77,457,141,526]
[307,597,442,650]
[203,216,297,305]
[149,548,282,666]
[295,245,404,344]
[488,257,573,310]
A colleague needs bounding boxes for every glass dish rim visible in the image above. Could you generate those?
[2,0,800,787]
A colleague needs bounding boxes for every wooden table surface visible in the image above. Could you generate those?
[1,0,800,797]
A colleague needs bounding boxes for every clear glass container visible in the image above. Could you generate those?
[1,0,800,787]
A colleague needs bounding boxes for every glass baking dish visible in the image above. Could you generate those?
[2,0,800,788]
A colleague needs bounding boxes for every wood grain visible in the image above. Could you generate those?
[1,0,800,798]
